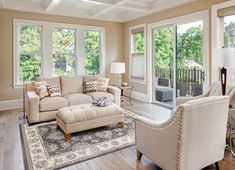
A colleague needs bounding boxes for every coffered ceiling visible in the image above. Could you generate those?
[0,0,196,22]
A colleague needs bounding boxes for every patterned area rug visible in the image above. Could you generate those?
[20,110,136,170]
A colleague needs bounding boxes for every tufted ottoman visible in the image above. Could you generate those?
[56,103,124,140]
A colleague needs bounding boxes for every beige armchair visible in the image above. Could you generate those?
[135,96,230,170]
[176,81,235,106]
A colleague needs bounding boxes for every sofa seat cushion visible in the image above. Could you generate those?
[87,92,114,102]
[40,97,68,112]
[63,93,93,106]
[57,103,123,124]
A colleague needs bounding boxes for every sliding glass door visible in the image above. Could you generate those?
[152,20,206,108]
[153,26,175,107]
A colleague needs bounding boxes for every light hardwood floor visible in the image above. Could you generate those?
[0,100,235,170]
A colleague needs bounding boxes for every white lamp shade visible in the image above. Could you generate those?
[110,62,125,74]
[215,48,234,67]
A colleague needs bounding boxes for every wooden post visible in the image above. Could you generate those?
[119,122,124,128]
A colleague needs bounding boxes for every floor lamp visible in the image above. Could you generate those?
[110,62,125,86]
[215,47,235,157]
[215,48,234,95]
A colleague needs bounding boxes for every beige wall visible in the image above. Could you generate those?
[0,9,124,101]
[123,0,227,94]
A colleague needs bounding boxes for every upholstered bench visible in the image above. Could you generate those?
[56,103,124,140]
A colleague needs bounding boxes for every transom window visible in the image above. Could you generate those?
[14,19,105,87]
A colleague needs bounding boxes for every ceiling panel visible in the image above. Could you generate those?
[2,0,197,22]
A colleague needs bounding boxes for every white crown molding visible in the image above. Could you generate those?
[0,99,23,111]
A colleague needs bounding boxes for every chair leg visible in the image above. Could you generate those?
[215,161,222,170]
[137,150,143,160]
[232,138,235,147]
[65,133,71,141]
[119,122,124,128]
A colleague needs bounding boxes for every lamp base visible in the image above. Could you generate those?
[114,74,121,86]
[220,67,227,95]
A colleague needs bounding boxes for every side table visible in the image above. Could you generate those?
[118,85,133,106]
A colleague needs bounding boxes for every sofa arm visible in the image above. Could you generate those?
[107,86,121,106]
[26,91,40,124]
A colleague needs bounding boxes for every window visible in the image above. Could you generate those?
[52,28,76,76]
[18,25,42,82]
[223,15,235,48]
[14,19,105,87]
[84,31,101,75]
[129,24,146,83]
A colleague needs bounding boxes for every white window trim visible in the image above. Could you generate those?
[211,1,235,84]
[147,10,209,103]
[128,23,147,84]
[13,19,105,88]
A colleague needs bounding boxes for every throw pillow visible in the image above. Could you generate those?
[47,84,61,97]
[97,77,110,92]
[33,81,49,99]
[84,81,97,93]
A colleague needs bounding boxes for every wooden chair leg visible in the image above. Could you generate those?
[215,161,222,170]
[119,122,124,128]
[232,138,235,147]
[65,133,71,141]
[137,150,143,160]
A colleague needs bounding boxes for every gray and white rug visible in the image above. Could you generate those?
[20,110,136,170]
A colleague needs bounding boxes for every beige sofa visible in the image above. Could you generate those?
[25,76,121,124]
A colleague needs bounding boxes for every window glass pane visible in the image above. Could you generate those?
[19,25,42,82]
[52,28,76,77]
[132,32,144,54]
[224,15,235,48]
[84,31,101,75]
[130,29,145,80]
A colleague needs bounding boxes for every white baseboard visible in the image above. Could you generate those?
[0,99,23,111]
[124,90,149,102]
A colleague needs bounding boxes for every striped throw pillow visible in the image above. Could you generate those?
[47,84,61,97]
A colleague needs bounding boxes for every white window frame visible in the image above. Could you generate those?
[129,23,147,84]
[13,19,105,88]
[147,10,209,104]
[211,1,235,84]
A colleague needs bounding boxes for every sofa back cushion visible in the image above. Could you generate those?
[35,77,61,90]
[60,76,83,96]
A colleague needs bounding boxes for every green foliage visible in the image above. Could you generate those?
[52,28,76,77]
[19,25,42,81]
[154,27,174,69]
[20,54,41,81]
[224,22,235,48]
[134,32,144,53]
[84,31,100,75]
[176,26,203,69]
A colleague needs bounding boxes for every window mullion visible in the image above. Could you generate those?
[77,29,85,75]
[42,25,53,77]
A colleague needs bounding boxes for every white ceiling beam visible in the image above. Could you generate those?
[120,4,149,13]
[81,0,114,6]
[44,0,63,11]
[92,0,129,18]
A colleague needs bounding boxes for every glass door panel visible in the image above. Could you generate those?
[153,26,175,107]
[176,21,204,97]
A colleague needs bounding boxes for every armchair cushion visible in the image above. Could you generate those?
[63,93,93,106]
[39,97,68,112]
